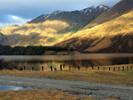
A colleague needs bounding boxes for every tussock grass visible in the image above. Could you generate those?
[0,70,133,86]
[0,90,93,100]
[0,90,120,100]
[0,70,128,100]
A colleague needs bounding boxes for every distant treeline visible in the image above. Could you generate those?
[0,45,74,55]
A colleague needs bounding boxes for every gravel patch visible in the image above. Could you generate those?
[0,75,132,100]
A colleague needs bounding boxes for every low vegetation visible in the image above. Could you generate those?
[0,70,133,86]
[0,90,92,100]
[0,90,119,100]
[0,45,74,55]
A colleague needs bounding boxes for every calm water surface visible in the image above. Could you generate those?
[0,85,26,91]
[0,53,133,61]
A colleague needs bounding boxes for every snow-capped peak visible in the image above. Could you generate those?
[97,5,110,10]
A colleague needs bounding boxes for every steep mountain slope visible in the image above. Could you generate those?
[0,33,8,45]
[56,9,133,52]
[30,6,109,30]
[0,6,108,46]
[0,20,69,46]
[85,0,133,28]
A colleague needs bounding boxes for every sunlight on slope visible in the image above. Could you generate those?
[51,10,133,52]
[78,10,133,38]
[0,25,19,35]
[0,20,71,46]
[55,10,133,44]
[0,11,133,46]
[1,20,70,36]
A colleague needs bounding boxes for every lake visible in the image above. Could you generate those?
[0,85,26,91]
[0,53,133,61]
[0,53,133,71]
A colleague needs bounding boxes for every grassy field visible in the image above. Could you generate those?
[0,70,131,100]
[0,90,120,100]
[0,70,133,86]
[0,90,92,100]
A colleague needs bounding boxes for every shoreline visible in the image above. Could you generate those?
[0,75,132,100]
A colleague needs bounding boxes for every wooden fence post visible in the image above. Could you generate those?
[77,66,80,71]
[98,66,100,70]
[130,65,133,69]
[122,66,124,71]
[113,67,115,71]
[50,66,53,71]
[109,67,111,71]
[54,68,57,71]
[42,66,44,71]
[60,65,63,71]
[92,66,94,70]
[103,67,105,71]
[32,67,34,71]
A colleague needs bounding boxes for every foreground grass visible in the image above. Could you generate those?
[0,70,133,86]
[0,90,119,100]
[0,90,92,100]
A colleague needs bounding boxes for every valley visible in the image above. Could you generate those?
[0,0,133,100]
[0,0,133,53]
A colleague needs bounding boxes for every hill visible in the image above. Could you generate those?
[54,0,133,53]
[30,6,109,29]
[0,0,133,53]
[56,6,133,53]
[85,0,133,28]
[0,6,108,46]
[0,33,8,45]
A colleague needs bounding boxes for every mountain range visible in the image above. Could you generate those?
[0,0,133,53]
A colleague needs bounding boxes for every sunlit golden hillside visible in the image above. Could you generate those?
[1,20,70,35]
[56,10,133,52]
[0,0,132,53]
[0,20,71,46]
[0,5,108,46]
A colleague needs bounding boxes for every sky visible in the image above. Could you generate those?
[0,0,120,27]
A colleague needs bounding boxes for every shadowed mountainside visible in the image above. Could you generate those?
[0,6,108,46]
[85,0,133,28]
[0,32,8,45]
[29,5,109,29]
[0,0,133,53]
[56,0,133,53]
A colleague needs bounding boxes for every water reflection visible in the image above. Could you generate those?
[0,54,133,71]
[0,85,26,91]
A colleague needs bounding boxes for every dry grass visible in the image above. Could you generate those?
[55,10,133,49]
[0,70,127,100]
[0,90,93,100]
[69,10,133,39]
[0,70,133,86]
[0,20,71,46]
[1,20,70,35]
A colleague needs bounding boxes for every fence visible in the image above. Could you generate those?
[69,64,133,72]
[1,61,133,72]
[17,64,133,72]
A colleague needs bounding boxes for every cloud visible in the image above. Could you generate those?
[6,15,30,24]
[0,0,120,18]
[0,0,120,27]
[0,15,30,27]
